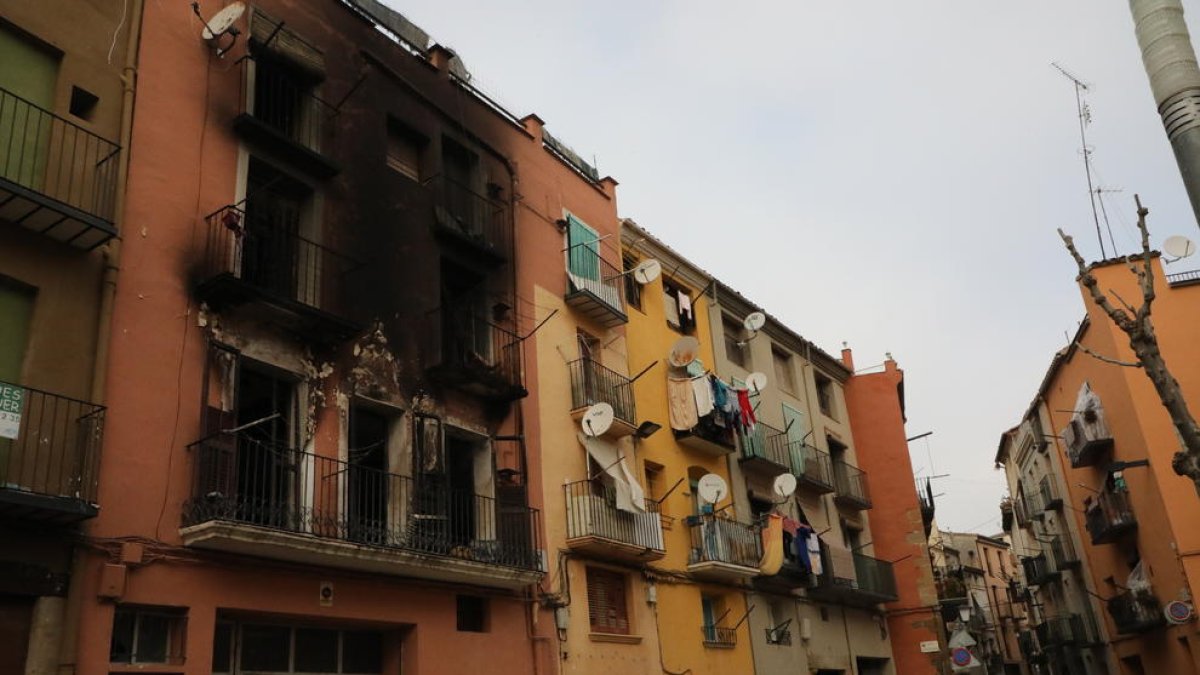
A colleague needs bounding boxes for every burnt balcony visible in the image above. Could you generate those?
[564,479,664,562]
[234,57,338,178]
[425,308,526,401]
[737,423,791,474]
[431,176,511,265]
[810,546,899,607]
[564,234,626,328]
[1022,553,1059,586]
[1063,409,1113,468]
[0,86,120,249]
[1085,489,1137,545]
[1107,590,1166,635]
[1039,477,1063,512]
[194,204,363,342]
[701,626,736,649]
[568,359,636,439]
[793,443,835,494]
[181,433,541,589]
[687,515,761,581]
[0,381,103,523]
[675,410,737,456]
[833,460,872,510]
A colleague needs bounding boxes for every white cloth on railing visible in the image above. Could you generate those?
[668,377,699,430]
[807,535,823,575]
[578,433,645,513]
[692,375,715,417]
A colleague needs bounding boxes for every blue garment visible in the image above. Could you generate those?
[710,376,728,411]
[795,525,814,572]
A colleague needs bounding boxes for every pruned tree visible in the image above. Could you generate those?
[1058,195,1200,496]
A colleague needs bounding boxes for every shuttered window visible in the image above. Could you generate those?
[586,567,629,635]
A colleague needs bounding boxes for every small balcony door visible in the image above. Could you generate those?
[346,405,390,544]
[234,366,297,528]
[242,161,311,303]
[0,25,58,193]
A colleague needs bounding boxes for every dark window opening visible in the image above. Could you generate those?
[457,595,488,632]
[109,607,187,665]
[69,86,98,120]
[723,317,747,368]
[622,255,642,311]
[386,118,425,181]
[663,279,695,333]
[816,373,836,418]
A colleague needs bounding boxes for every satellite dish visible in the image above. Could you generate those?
[668,336,700,368]
[744,312,766,333]
[581,403,615,437]
[1163,235,1197,260]
[745,372,769,394]
[632,259,662,285]
[697,474,728,505]
[773,473,798,498]
[201,2,245,40]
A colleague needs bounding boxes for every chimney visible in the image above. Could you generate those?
[1131,0,1200,230]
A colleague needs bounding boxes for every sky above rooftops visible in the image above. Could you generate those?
[386,0,1200,532]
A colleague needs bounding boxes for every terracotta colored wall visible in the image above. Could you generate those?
[841,353,941,675]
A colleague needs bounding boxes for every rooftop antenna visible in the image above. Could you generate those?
[1053,62,1113,258]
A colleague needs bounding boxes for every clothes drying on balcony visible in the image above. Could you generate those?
[578,432,645,513]
[759,513,784,575]
[668,377,700,430]
[692,376,715,416]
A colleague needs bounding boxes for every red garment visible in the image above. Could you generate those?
[736,389,757,428]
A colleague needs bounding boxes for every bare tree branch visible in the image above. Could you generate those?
[1108,289,1138,315]
[1066,332,1142,368]
[1057,228,1135,330]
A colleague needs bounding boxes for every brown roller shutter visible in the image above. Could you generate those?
[250,9,325,80]
[585,567,629,635]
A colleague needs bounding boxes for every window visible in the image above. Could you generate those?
[723,317,747,368]
[457,595,488,632]
[109,607,187,665]
[386,119,424,180]
[644,461,666,516]
[663,280,695,333]
[622,255,642,311]
[215,622,383,674]
[252,55,323,150]
[772,347,795,392]
[815,373,836,418]
[586,567,630,635]
[69,85,99,120]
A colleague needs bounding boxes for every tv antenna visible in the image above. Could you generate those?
[1053,62,1115,258]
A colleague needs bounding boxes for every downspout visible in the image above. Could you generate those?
[1130,0,1200,230]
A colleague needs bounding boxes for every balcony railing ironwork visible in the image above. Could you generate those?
[675,410,737,455]
[563,479,664,557]
[833,460,872,509]
[917,477,936,530]
[1108,591,1166,635]
[1085,489,1137,545]
[0,381,104,521]
[564,229,626,327]
[426,307,525,400]
[793,443,835,493]
[1022,553,1059,586]
[1166,269,1200,287]
[1049,535,1080,570]
[812,545,899,605]
[568,359,635,427]
[183,432,540,571]
[688,515,761,569]
[1063,408,1113,468]
[0,86,120,249]
[737,422,790,473]
[702,625,736,648]
[764,627,792,645]
[235,57,338,176]
[432,176,511,262]
[1039,477,1063,511]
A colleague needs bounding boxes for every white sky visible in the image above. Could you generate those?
[384,0,1200,532]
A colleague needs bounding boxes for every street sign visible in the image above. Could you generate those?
[951,648,972,667]
[920,640,940,653]
[0,383,23,440]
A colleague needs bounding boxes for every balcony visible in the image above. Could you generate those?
[810,546,899,607]
[1062,409,1113,468]
[234,57,338,178]
[181,433,542,589]
[194,204,363,342]
[1107,591,1166,635]
[1022,553,1059,586]
[1085,489,1137,545]
[674,410,736,456]
[1166,269,1200,287]
[918,477,935,536]
[793,444,835,494]
[563,479,664,562]
[568,359,636,439]
[564,231,626,328]
[431,176,511,266]
[737,423,791,474]
[833,460,872,510]
[0,381,104,523]
[701,626,736,649]
[425,308,526,401]
[1049,535,1080,570]
[1038,477,1063,511]
[1014,497,1031,527]
[0,86,120,249]
[687,515,761,581]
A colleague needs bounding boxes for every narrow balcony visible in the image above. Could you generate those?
[701,626,736,649]
[194,204,363,342]
[793,443,835,494]
[1049,535,1081,571]
[1014,497,1031,527]
[431,176,511,265]
[687,515,761,581]
[764,626,792,646]
[1166,269,1200,287]
[1063,409,1113,468]
[1107,590,1166,635]
[0,86,120,249]
[674,410,737,456]
[563,479,664,562]
[1022,553,1059,586]
[234,57,339,178]
[1085,489,1137,545]
[0,381,104,523]
[810,546,899,607]
[918,477,936,537]
[1038,477,1063,511]
[737,423,791,475]
[568,359,636,439]
[564,232,626,327]
[181,434,542,589]
[833,460,872,510]
[425,308,526,401]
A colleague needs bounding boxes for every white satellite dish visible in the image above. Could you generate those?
[201,2,246,40]
[581,403,615,438]
[668,336,700,368]
[697,473,728,505]
[632,259,662,285]
[773,473,798,498]
[745,372,768,395]
[744,311,766,333]
[1163,235,1197,260]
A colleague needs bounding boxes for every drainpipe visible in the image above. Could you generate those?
[1130,0,1200,230]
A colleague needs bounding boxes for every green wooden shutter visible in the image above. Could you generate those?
[0,25,58,191]
[782,403,808,472]
[566,215,599,282]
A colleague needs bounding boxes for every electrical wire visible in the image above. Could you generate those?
[107,0,129,64]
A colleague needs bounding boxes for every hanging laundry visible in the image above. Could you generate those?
[667,377,700,431]
[685,358,706,378]
[711,376,729,412]
[692,376,715,417]
[795,523,814,572]
[736,388,757,429]
[677,290,693,323]
[806,532,823,576]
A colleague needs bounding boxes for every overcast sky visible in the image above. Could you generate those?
[384,0,1200,532]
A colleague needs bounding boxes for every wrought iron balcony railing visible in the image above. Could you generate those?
[764,627,792,645]
[811,545,899,605]
[0,381,104,522]
[1085,489,1137,545]
[1063,408,1113,468]
[1108,590,1166,635]
[0,86,120,249]
[701,625,736,648]
[563,479,664,559]
[737,422,790,473]
[687,515,761,570]
[425,307,525,401]
[1038,477,1063,511]
[235,57,338,177]
[793,443,835,493]
[564,230,626,327]
[183,433,540,572]
[1022,553,1059,586]
[674,409,737,455]
[568,358,636,427]
[432,176,511,263]
[833,460,872,509]
[1048,535,1080,570]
